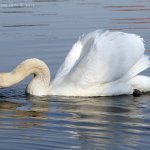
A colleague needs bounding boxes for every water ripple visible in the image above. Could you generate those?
[0,93,149,149]
[2,24,48,28]
[0,3,34,8]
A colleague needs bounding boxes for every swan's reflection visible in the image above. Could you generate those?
[0,92,149,149]
[56,95,150,149]
[0,92,49,128]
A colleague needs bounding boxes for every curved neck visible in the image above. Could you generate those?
[0,58,51,96]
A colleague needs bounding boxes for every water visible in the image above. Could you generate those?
[0,0,150,149]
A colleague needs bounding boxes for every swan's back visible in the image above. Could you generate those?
[53,30,149,88]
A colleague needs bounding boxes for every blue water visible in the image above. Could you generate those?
[0,0,150,149]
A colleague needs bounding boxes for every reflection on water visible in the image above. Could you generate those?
[0,0,150,149]
[0,91,150,150]
[0,91,49,127]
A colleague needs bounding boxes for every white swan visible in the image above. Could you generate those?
[0,30,150,97]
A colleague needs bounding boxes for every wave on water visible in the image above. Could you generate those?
[0,3,34,8]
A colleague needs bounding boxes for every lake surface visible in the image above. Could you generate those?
[0,0,150,149]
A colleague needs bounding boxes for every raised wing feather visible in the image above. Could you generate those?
[53,30,104,84]
[53,38,82,84]
[53,30,149,87]
[67,30,147,85]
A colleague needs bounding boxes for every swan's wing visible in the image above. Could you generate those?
[66,30,149,86]
[52,40,83,87]
[54,39,82,80]
[53,30,104,83]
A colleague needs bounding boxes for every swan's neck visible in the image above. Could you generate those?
[0,58,51,96]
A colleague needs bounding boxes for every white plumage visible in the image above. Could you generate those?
[0,30,150,96]
[50,30,150,96]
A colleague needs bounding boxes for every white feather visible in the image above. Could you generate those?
[50,30,150,96]
[53,30,146,84]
